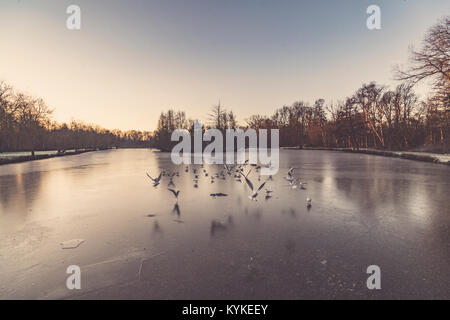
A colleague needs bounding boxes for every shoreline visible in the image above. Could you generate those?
[4,146,449,167]
[282,147,450,166]
[0,149,102,166]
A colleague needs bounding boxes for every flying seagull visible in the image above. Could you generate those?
[168,188,180,200]
[241,171,268,201]
[147,172,162,186]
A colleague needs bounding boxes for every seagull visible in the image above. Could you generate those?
[168,188,180,200]
[290,179,299,189]
[285,167,296,181]
[241,171,268,201]
[210,192,228,198]
[167,172,176,178]
[306,197,312,207]
[147,172,162,186]
[249,164,262,172]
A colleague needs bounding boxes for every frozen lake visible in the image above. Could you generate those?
[0,149,449,299]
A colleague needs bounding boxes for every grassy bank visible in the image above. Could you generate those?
[0,149,103,166]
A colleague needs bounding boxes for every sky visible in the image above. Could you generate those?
[0,0,448,131]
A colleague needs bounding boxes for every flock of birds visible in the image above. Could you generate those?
[146,161,312,209]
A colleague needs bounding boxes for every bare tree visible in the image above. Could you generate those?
[208,101,225,130]
[394,16,449,97]
[227,111,238,129]
[354,83,386,148]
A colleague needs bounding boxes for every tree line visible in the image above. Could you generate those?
[0,83,151,155]
[151,16,449,153]
[2,16,448,155]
